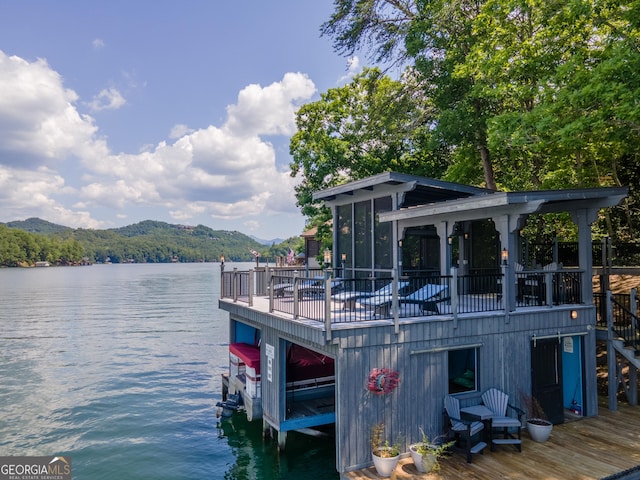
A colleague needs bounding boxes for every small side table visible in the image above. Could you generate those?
[461,405,493,444]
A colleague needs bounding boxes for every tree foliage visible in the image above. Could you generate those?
[290,67,449,245]
[302,0,640,241]
[0,220,299,267]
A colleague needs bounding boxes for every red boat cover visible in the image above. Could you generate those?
[286,344,334,381]
[229,343,261,374]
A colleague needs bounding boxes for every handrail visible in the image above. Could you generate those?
[222,269,588,327]
[609,290,639,356]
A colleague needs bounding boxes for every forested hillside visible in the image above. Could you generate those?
[0,219,301,267]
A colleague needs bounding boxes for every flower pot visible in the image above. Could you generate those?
[527,418,553,442]
[372,450,400,478]
[409,444,436,473]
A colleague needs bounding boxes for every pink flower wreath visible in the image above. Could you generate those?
[367,368,400,395]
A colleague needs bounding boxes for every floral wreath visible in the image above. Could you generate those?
[367,368,400,395]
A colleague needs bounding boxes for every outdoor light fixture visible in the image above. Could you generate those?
[571,310,578,320]
[501,248,509,265]
[448,236,453,245]
[398,239,403,248]
[341,253,347,262]
[324,248,332,267]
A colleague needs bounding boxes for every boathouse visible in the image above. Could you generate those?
[218,172,628,475]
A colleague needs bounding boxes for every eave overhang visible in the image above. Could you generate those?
[378,187,629,225]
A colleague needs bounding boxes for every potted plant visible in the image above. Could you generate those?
[409,428,454,473]
[370,423,400,478]
[521,393,553,442]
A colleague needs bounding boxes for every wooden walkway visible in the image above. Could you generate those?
[343,401,640,480]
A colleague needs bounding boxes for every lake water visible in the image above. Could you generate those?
[0,263,338,479]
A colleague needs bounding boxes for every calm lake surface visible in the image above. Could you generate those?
[0,263,338,479]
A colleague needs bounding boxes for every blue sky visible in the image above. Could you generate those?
[0,1,361,240]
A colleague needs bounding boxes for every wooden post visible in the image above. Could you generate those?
[451,267,458,329]
[392,269,399,335]
[293,271,299,319]
[325,276,332,342]
[629,289,638,406]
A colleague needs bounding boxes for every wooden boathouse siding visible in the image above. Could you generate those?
[221,297,598,473]
[218,172,630,476]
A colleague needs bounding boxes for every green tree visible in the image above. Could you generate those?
[290,67,447,233]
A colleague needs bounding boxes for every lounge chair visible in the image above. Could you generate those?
[331,281,409,310]
[400,283,449,313]
[481,387,524,452]
[444,395,486,463]
[359,282,448,316]
[294,277,343,300]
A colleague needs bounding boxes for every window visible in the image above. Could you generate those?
[374,197,392,269]
[448,347,478,394]
[354,200,372,268]
[337,204,352,273]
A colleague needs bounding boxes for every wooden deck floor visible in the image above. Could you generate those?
[343,401,640,480]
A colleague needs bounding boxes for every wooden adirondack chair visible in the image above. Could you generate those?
[481,388,525,452]
[443,395,487,463]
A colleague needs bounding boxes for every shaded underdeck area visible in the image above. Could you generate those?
[344,399,640,480]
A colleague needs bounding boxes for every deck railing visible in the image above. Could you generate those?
[606,290,639,356]
[221,268,585,327]
[514,270,583,307]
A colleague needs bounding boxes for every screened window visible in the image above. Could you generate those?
[448,347,478,394]
[336,204,353,275]
[374,197,392,269]
[354,200,372,269]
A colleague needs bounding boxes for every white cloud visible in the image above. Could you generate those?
[225,72,316,136]
[0,51,106,165]
[338,56,361,84]
[169,124,194,139]
[92,38,105,49]
[0,51,313,234]
[80,73,316,223]
[87,87,127,112]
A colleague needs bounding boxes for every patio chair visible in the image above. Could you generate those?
[443,395,486,463]
[331,281,409,310]
[481,388,524,452]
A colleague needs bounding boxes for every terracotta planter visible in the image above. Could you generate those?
[527,418,553,442]
[371,449,400,477]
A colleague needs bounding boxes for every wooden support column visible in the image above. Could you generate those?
[436,222,454,276]
[571,208,599,306]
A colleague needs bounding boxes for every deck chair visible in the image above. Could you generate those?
[481,388,524,452]
[400,283,449,314]
[359,282,447,316]
[331,281,409,310]
[443,395,486,463]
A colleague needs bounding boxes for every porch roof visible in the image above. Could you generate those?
[378,186,629,225]
[312,171,492,207]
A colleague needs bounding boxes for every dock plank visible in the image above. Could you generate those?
[342,400,640,480]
